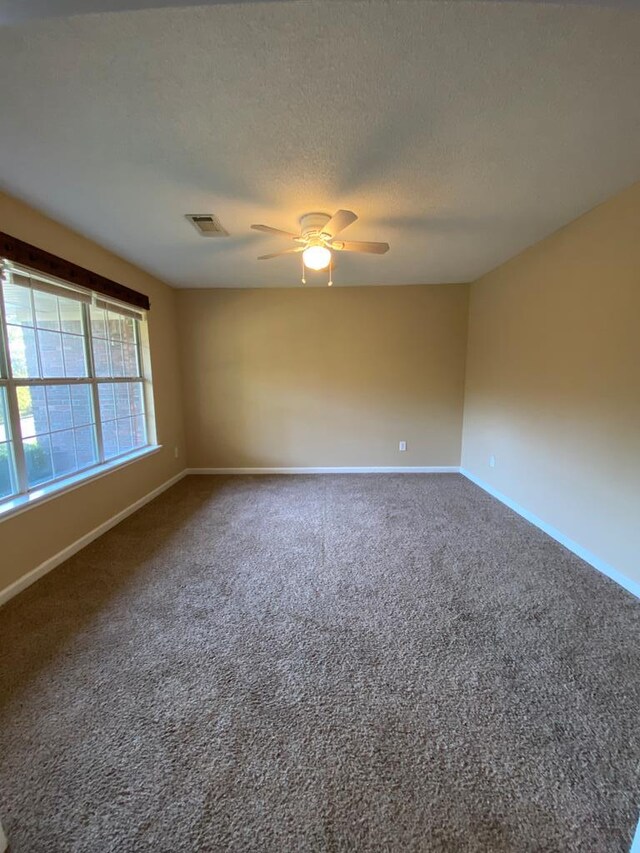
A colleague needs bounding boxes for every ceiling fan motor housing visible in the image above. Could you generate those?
[299,212,332,244]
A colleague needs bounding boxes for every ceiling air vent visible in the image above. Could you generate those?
[186,214,229,237]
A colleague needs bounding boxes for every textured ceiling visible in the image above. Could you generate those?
[1,0,637,22]
[0,1,639,288]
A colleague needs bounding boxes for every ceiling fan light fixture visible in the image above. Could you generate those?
[302,245,332,271]
[251,210,389,284]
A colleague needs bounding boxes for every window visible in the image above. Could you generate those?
[0,262,155,509]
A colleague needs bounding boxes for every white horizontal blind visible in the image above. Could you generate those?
[0,261,151,502]
[94,297,143,322]
[10,270,92,304]
[8,267,144,319]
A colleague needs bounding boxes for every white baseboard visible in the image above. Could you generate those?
[460,468,640,601]
[186,466,460,475]
[0,469,187,608]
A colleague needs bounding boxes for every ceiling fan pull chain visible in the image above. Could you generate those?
[328,256,333,287]
[301,253,306,286]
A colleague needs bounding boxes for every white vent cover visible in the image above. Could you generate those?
[185,214,229,237]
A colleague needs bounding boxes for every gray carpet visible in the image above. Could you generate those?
[1,474,639,852]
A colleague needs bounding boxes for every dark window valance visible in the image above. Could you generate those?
[0,231,150,311]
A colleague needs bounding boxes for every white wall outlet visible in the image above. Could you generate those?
[174,446,179,459]
[399,441,407,452]
[0,818,8,853]
[489,455,496,468]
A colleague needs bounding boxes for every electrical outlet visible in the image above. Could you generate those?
[174,446,179,459]
[489,455,496,468]
[399,441,407,452]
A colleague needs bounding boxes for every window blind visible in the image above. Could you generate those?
[3,264,145,320]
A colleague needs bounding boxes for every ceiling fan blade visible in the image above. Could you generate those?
[251,224,299,239]
[332,240,390,254]
[257,247,304,260]
[322,209,358,238]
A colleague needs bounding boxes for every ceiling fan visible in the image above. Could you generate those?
[251,210,389,285]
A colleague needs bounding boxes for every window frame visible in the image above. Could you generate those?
[0,261,158,516]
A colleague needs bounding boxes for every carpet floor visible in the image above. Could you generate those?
[1,474,639,852]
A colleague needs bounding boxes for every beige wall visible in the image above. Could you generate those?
[177,284,469,469]
[4,179,638,596]
[0,191,185,594]
[462,181,640,583]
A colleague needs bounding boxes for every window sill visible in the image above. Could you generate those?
[0,445,163,523]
